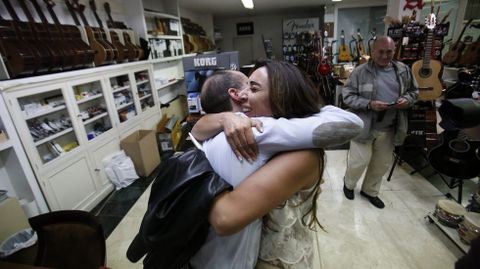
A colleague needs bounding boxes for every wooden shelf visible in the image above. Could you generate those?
[139,93,153,101]
[116,102,134,111]
[136,79,150,86]
[143,10,179,20]
[112,85,131,93]
[150,55,184,64]
[147,34,182,40]
[156,79,181,91]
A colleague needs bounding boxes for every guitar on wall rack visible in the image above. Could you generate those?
[458,34,480,67]
[104,2,142,61]
[16,0,64,72]
[442,19,473,65]
[0,12,37,78]
[2,0,50,74]
[317,31,330,76]
[338,30,351,62]
[42,0,95,69]
[411,3,443,101]
[367,28,377,56]
[89,0,127,63]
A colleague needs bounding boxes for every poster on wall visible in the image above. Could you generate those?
[282,17,319,34]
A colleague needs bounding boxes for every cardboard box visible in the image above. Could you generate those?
[120,130,160,177]
[0,198,30,243]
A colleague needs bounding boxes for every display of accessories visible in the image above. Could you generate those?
[21,95,66,117]
[28,117,73,143]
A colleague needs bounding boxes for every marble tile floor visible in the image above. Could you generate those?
[104,150,469,269]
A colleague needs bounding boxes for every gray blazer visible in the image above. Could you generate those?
[342,60,418,145]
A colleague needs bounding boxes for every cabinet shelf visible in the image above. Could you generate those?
[112,85,131,93]
[143,10,179,20]
[156,79,181,91]
[24,105,66,120]
[150,55,183,64]
[0,140,13,152]
[77,93,104,105]
[116,102,134,111]
[34,127,74,146]
[83,112,109,125]
[147,34,182,40]
[136,79,150,86]
[139,94,153,101]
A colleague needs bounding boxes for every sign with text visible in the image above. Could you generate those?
[237,22,254,35]
[283,18,319,33]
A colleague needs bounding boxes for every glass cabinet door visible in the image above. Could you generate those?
[18,89,78,164]
[109,74,138,124]
[134,70,155,111]
[71,80,112,141]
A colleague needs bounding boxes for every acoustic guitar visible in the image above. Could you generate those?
[17,0,64,72]
[338,30,351,62]
[349,35,358,62]
[42,0,94,69]
[66,0,115,65]
[356,29,367,57]
[317,31,330,76]
[28,0,78,71]
[428,130,480,179]
[0,12,37,78]
[104,2,142,61]
[458,35,480,67]
[411,9,443,101]
[3,0,49,74]
[442,19,473,65]
[367,28,376,56]
[89,0,126,63]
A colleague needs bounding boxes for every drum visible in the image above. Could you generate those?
[457,212,480,245]
[435,199,466,228]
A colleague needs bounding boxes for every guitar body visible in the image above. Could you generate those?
[98,28,118,62]
[109,30,128,62]
[338,45,351,62]
[61,24,95,68]
[458,38,480,66]
[412,58,443,101]
[317,59,330,76]
[123,31,142,60]
[0,20,36,77]
[28,21,64,72]
[12,20,50,74]
[84,26,110,65]
[442,42,465,65]
[428,131,480,179]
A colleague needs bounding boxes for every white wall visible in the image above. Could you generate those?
[179,7,215,41]
[215,8,324,63]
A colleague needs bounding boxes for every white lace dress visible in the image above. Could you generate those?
[258,183,319,269]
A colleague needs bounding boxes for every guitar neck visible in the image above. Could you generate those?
[89,0,104,28]
[65,1,82,26]
[422,29,433,68]
[30,0,50,24]
[3,0,21,21]
[17,0,36,23]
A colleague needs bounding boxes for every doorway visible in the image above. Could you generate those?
[233,37,254,66]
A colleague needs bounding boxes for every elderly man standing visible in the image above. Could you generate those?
[342,36,418,209]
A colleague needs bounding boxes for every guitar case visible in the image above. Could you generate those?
[438,98,480,130]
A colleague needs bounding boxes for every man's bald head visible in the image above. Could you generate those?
[200,70,248,113]
[372,36,396,67]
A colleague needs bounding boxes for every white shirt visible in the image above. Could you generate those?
[189,105,363,269]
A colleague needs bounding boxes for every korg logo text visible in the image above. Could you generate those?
[194,57,217,67]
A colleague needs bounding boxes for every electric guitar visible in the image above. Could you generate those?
[338,30,351,62]
[42,0,94,69]
[428,130,480,179]
[317,31,330,76]
[411,7,443,101]
[442,19,473,65]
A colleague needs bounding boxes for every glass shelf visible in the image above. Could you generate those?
[135,70,155,111]
[110,74,138,124]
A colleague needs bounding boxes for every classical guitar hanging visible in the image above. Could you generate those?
[411,4,443,101]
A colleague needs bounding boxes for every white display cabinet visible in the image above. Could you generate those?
[0,94,49,217]
[1,61,163,211]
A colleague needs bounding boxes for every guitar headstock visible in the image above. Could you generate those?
[425,13,437,30]
[104,2,111,14]
[89,0,97,11]
[356,29,364,41]
[43,0,55,8]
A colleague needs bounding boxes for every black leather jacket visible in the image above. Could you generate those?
[126,149,232,269]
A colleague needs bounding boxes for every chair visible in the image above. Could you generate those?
[28,210,108,269]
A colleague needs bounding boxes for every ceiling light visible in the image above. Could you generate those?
[241,0,254,9]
